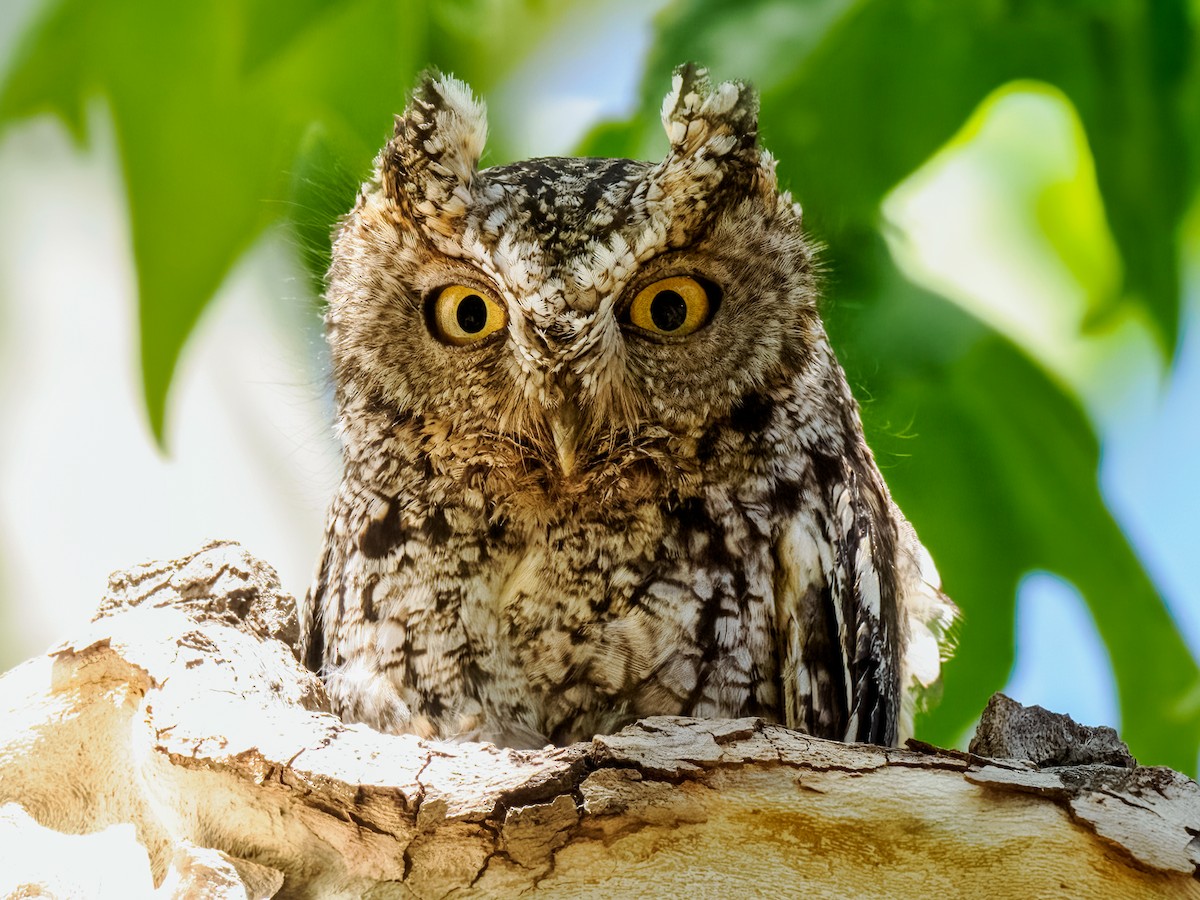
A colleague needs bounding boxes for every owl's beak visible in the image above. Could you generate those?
[549,396,580,477]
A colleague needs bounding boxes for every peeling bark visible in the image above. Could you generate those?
[0,541,1197,898]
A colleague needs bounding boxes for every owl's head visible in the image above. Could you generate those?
[328,65,823,509]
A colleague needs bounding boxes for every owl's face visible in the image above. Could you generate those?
[327,67,821,514]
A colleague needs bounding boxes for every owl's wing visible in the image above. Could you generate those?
[300,524,340,676]
[775,468,956,746]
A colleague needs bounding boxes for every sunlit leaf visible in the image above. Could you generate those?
[0,0,411,443]
[605,0,1194,352]
[0,0,590,444]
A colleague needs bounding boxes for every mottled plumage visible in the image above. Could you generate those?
[302,65,957,749]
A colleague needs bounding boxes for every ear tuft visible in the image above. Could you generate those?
[660,62,759,162]
[381,71,487,234]
[634,64,768,249]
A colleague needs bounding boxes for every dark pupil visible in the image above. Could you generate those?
[649,290,688,331]
[456,294,488,333]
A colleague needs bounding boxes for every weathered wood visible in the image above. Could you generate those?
[0,541,1196,898]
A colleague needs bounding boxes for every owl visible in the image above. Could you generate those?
[301,64,957,749]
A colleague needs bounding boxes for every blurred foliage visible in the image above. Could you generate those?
[0,0,580,443]
[2,0,1198,771]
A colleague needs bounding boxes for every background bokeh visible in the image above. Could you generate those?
[1,0,1197,773]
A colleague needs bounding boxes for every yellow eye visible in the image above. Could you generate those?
[429,284,506,346]
[625,275,714,337]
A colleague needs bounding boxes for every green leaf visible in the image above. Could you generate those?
[0,0,592,445]
[0,0,408,443]
[0,0,90,141]
[824,237,1200,770]
[619,0,1194,352]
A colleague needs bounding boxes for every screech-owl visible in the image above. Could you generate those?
[301,65,957,749]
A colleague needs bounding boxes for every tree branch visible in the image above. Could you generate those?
[0,541,1196,898]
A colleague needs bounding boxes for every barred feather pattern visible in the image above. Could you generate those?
[302,65,957,748]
